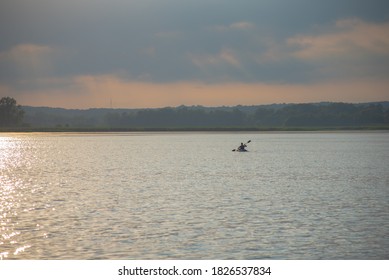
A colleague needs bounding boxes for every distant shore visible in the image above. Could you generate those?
[2,125,389,133]
[1,101,386,132]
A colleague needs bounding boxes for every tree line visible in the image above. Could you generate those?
[104,103,389,128]
[1,96,389,130]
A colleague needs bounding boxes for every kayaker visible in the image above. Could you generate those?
[238,142,246,151]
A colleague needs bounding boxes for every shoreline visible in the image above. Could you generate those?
[1,126,389,133]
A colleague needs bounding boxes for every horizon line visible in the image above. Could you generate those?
[19,100,389,111]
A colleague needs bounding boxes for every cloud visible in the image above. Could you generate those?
[1,44,52,57]
[3,74,388,109]
[0,44,53,67]
[230,21,255,30]
[219,49,241,67]
[288,18,389,59]
[1,1,389,108]
[155,31,182,38]
[0,44,56,82]
[191,18,389,83]
[210,21,255,32]
[283,19,389,81]
[190,48,241,69]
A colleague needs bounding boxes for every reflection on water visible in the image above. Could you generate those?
[0,132,388,259]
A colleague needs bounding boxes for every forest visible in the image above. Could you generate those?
[15,101,389,130]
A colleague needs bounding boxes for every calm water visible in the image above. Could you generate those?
[0,132,388,259]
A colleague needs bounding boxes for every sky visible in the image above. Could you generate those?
[0,0,389,109]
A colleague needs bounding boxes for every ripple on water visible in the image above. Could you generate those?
[1,132,388,259]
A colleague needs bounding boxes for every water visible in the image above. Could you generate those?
[0,132,388,259]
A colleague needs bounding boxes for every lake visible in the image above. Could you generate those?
[0,132,388,259]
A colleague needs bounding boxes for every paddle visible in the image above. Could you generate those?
[232,140,251,151]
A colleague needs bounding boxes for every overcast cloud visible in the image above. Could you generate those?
[0,0,388,108]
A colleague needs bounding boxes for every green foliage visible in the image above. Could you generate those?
[0,97,25,127]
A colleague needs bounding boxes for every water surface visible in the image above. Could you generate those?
[0,132,388,259]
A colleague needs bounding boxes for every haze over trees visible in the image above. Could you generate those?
[1,96,388,130]
[0,97,24,127]
[16,101,389,130]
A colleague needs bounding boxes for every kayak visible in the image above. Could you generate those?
[232,140,251,152]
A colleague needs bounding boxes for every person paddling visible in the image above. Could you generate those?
[232,140,251,152]
[238,142,247,151]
